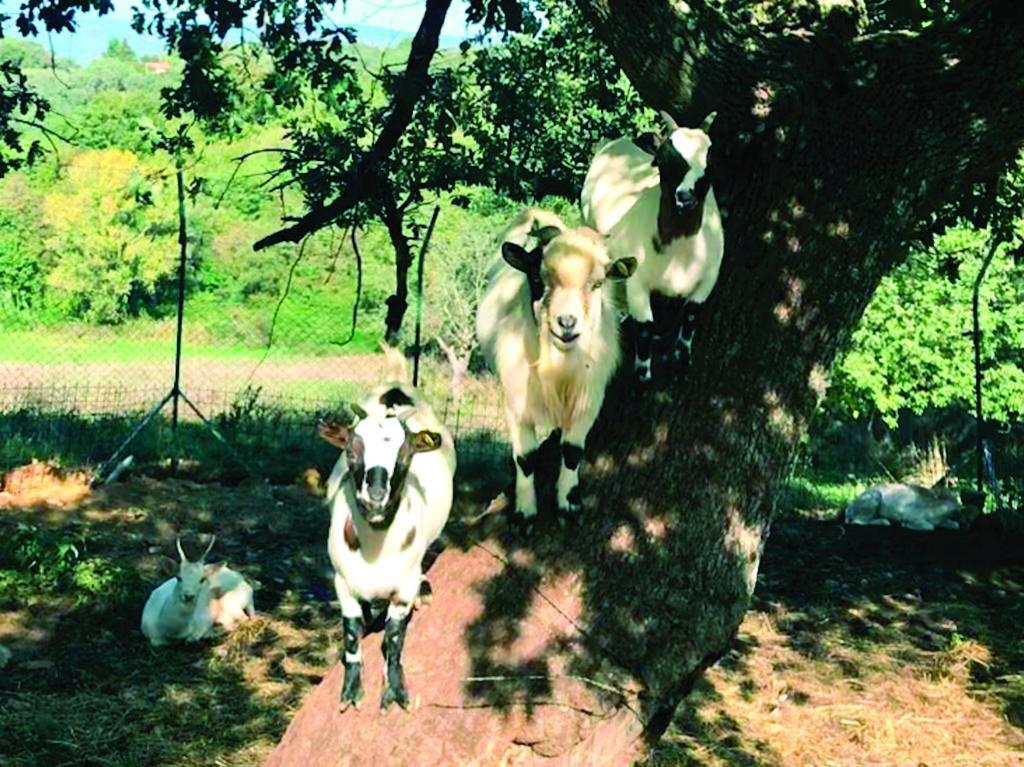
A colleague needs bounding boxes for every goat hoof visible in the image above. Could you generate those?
[340,676,363,710]
[381,683,410,711]
[510,512,537,535]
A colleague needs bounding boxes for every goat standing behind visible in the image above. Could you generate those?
[582,110,723,384]
[476,208,636,520]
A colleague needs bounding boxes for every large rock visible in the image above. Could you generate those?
[265,542,645,767]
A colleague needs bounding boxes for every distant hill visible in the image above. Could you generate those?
[12,15,467,67]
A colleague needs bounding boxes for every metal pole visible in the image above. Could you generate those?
[413,205,440,387]
[972,235,999,494]
[171,157,188,475]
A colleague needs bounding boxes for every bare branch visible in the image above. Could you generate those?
[332,226,364,347]
[252,0,454,251]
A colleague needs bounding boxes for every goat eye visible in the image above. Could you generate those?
[592,280,604,291]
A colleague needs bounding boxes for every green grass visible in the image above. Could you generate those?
[0,325,382,365]
[776,473,885,520]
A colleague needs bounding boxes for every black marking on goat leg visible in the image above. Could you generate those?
[561,442,584,471]
[379,387,414,409]
[516,449,539,478]
[674,302,702,378]
[635,321,655,385]
[636,321,654,360]
[380,613,410,710]
[562,485,583,515]
[340,615,364,709]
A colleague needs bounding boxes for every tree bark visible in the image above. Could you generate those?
[530,0,1024,736]
[381,184,414,344]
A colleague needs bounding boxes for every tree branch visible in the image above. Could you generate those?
[252,0,453,251]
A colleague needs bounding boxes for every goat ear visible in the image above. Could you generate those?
[502,242,542,275]
[606,257,638,281]
[318,419,350,449]
[699,110,718,133]
[632,132,659,155]
[158,556,179,578]
[659,109,679,133]
[409,430,443,453]
[349,403,368,421]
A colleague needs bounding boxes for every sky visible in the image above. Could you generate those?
[1,1,475,65]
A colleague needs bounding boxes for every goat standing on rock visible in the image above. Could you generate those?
[318,348,456,711]
[476,208,636,522]
[582,110,723,385]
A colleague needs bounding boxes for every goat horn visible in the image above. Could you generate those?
[176,536,187,563]
[659,110,679,133]
[200,535,216,562]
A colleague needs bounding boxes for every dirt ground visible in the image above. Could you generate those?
[1,464,1023,767]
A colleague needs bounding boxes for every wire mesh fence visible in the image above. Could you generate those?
[0,142,522,483]
[0,336,509,480]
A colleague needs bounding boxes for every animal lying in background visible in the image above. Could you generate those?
[318,346,456,711]
[581,110,723,384]
[140,536,256,647]
[141,535,219,647]
[205,562,257,631]
[476,207,636,520]
[843,483,966,531]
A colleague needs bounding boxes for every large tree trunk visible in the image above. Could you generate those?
[270,3,1024,764]
[561,0,1024,732]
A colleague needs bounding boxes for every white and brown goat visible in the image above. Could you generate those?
[476,208,636,521]
[581,110,723,384]
[318,348,456,710]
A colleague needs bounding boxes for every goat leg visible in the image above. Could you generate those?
[340,614,364,709]
[380,607,411,710]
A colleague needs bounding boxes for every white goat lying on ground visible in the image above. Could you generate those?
[140,536,256,646]
[843,483,966,531]
[582,110,723,384]
[476,208,637,521]
[141,536,218,647]
[318,347,456,710]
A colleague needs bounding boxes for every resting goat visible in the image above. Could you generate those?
[844,483,966,531]
[476,208,636,521]
[141,536,218,647]
[318,348,456,710]
[581,110,723,384]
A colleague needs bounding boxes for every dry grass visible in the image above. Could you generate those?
[648,520,1024,767]
[0,459,92,508]
[1,467,1023,766]
[653,612,1021,767]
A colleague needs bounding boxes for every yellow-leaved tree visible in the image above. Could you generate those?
[44,149,178,324]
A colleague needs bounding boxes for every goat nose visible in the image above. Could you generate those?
[676,189,696,207]
[557,315,577,332]
[365,466,389,502]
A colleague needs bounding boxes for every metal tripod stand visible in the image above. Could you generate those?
[93,161,250,485]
